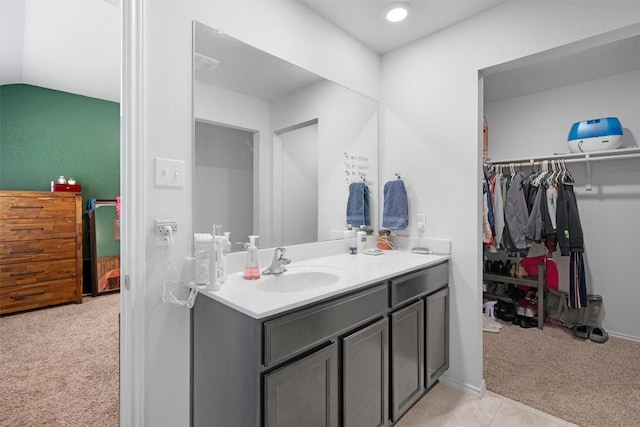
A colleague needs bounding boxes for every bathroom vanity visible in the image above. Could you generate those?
[192,251,449,427]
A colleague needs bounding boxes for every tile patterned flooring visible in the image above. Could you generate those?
[396,383,580,427]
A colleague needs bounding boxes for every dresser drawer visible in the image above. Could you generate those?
[263,284,388,367]
[0,238,77,264]
[0,195,76,219]
[0,278,78,314]
[0,218,76,241]
[0,259,76,288]
[389,262,448,308]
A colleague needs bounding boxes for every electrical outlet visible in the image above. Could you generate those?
[155,218,178,245]
[416,213,426,232]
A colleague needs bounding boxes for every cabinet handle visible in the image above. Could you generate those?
[10,269,45,277]
[10,248,45,254]
[9,205,44,210]
[10,227,45,232]
[11,291,46,300]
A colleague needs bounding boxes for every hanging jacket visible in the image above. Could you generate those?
[556,183,584,255]
[504,172,530,254]
[525,184,544,244]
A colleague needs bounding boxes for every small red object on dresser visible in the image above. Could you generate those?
[54,183,82,192]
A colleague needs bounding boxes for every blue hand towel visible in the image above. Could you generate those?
[382,179,408,230]
[346,182,370,227]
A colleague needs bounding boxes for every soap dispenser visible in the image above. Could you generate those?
[243,235,261,280]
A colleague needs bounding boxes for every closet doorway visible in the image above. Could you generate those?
[480,28,640,426]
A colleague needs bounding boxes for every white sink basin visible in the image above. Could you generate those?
[256,266,346,293]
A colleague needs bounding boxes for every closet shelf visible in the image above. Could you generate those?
[483,263,546,330]
[486,147,640,166]
[482,292,512,303]
[483,273,540,287]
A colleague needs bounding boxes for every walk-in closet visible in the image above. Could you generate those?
[480,26,640,426]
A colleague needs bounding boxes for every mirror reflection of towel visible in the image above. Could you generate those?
[346,182,370,227]
[382,179,408,230]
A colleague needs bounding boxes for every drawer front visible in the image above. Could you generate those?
[0,217,76,241]
[0,195,76,219]
[390,261,448,308]
[0,259,76,288]
[0,278,77,314]
[264,284,388,368]
[0,238,76,264]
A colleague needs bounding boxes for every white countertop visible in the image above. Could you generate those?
[199,250,450,319]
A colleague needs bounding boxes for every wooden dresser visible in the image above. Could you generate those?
[0,191,83,314]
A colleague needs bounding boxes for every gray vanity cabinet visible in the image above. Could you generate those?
[390,300,424,422]
[192,261,449,427]
[343,318,389,427]
[264,343,338,427]
[388,261,449,423]
[425,287,449,388]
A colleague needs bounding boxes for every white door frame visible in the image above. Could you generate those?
[120,0,145,425]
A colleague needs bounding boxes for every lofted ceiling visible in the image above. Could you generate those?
[298,0,507,54]
[0,0,120,102]
[4,1,638,104]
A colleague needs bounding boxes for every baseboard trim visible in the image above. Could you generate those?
[438,374,486,399]
[607,331,640,343]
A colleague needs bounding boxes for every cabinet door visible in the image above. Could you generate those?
[343,318,388,427]
[425,287,449,388]
[390,300,424,422]
[264,343,338,427]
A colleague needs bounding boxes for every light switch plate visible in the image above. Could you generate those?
[155,157,185,188]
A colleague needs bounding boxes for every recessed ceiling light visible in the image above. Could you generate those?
[385,2,412,23]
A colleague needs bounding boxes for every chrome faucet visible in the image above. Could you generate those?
[262,247,291,275]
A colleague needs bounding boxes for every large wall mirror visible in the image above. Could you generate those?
[193,21,379,251]
[89,200,121,295]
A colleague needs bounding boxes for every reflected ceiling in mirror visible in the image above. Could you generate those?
[193,21,379,252]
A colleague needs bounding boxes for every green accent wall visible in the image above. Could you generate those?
[0,84,120,263]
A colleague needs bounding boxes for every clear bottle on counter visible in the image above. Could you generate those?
[243,235,261,280]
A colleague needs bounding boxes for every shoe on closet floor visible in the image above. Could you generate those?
[573,324,591,339]
[589,326,609,343]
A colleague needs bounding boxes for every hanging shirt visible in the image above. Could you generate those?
[546,184,557,230]
[482,180,493,245]
[493,173,505,249]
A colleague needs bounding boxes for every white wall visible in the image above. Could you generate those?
[380,1,640,395]
[485,69,640,340]
[127,1,380,425]
[0,0,25,84]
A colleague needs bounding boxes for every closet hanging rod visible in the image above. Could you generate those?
[486,147,640,166]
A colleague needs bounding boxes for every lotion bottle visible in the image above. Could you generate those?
[243,235,261,280]
[356,227,367,253]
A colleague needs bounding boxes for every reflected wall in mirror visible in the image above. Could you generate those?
[193,21,379,251]
[89,200,121,295]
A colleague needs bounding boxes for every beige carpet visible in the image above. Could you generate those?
[484,321,640,427]
[0,294,119,427]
